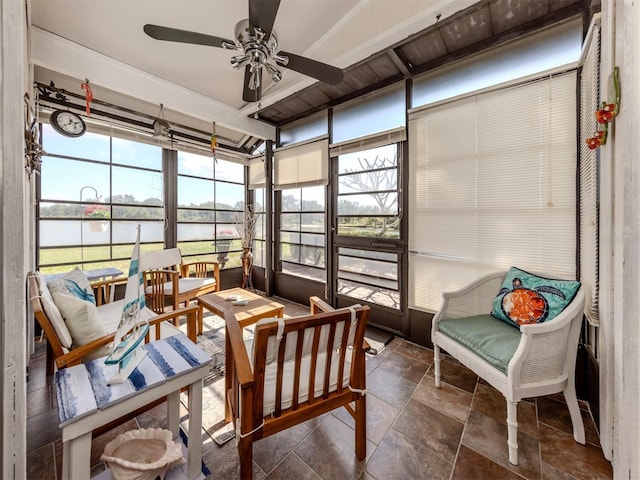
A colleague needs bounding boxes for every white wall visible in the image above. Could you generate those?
[599,1,640,477]
[1,0,30,478]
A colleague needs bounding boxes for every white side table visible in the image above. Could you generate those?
[56,335,211,480]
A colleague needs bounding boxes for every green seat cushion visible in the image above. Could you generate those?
[438,314,521,373]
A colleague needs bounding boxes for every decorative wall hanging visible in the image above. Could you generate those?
[586,66,620,149]
[211,121,218,162]
[80,79,93,115]
[152,104,170,137]
[24,92,45,178]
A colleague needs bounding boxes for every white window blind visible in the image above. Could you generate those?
[329,127,406,157]
[248,156,266,190]
[579,18,601,326]
[409,71,578,313]
[274,138,328,190]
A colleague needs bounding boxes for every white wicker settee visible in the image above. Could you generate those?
[431,269,586,465]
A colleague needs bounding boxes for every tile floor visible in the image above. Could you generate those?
[26,298,613,480]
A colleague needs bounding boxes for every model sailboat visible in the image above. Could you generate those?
[105,225,150,384]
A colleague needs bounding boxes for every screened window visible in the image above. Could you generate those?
[252,188,266,268]
[177,152,245,268]
[336,144,400,238]
[279,186,325,281]
[280,112,328,146]
[337,248,400,310]
[332,85,405,143]
[38,124,164,274]
[409,71,578,312]
[412,19,582,108]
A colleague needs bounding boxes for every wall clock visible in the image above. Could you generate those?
[50,110,87,138]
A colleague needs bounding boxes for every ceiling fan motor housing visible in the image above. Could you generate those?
[230,19,284,88]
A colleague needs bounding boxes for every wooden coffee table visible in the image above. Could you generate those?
[197,287,285,330]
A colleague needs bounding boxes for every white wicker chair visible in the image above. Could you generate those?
[432,271,586,465]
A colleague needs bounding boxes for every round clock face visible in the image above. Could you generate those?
[50,110,86,138]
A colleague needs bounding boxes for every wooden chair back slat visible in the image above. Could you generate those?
[336,316,351,394]
[308,326,321,405]
[322,322,337,399]
[291,331,305,411]
[251,327,269,424]
[274,333,287,418]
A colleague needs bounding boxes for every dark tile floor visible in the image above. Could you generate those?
[26,298,613,480]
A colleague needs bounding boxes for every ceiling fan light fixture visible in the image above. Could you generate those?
[221,41,240,50]
[264,63,282,83]
[230,54,251,69]
[273,54,289,66]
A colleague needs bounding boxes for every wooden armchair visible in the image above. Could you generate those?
[28,272,199,374]
[223,297,370,480]
[140,248,220,333]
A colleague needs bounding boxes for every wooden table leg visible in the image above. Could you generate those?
[225,324,232,423]
[197,304,204,336]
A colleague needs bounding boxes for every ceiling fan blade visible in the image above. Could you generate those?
[243,66,263,103]
[277,51,344,85]
[143,24,234,48]
[249,0,280,39]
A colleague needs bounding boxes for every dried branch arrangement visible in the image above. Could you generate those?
[236,205,258,249]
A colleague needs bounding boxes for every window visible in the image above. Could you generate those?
[332,85,405,143]
[280,112,327,146]
[412,19,582,108]
[177,152,245,268]
[252,187,266,268]
[337,248,400,309]
[579,17,602,362]
[330,128,405,311]
[409,71,578,312]
[279,186,326,281]
[38,125,164,274]
[335,143,400,238]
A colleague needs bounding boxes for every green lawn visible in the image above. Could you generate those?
[38,241,243,275]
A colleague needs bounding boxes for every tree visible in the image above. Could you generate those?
[340,154,399,236]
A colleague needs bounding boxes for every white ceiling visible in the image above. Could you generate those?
[30,0,477,142]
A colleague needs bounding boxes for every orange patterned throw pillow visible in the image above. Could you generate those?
[491,267,581,327]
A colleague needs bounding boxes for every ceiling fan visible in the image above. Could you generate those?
[143,0,344,103]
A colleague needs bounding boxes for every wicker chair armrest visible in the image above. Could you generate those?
[509,287,585,386]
